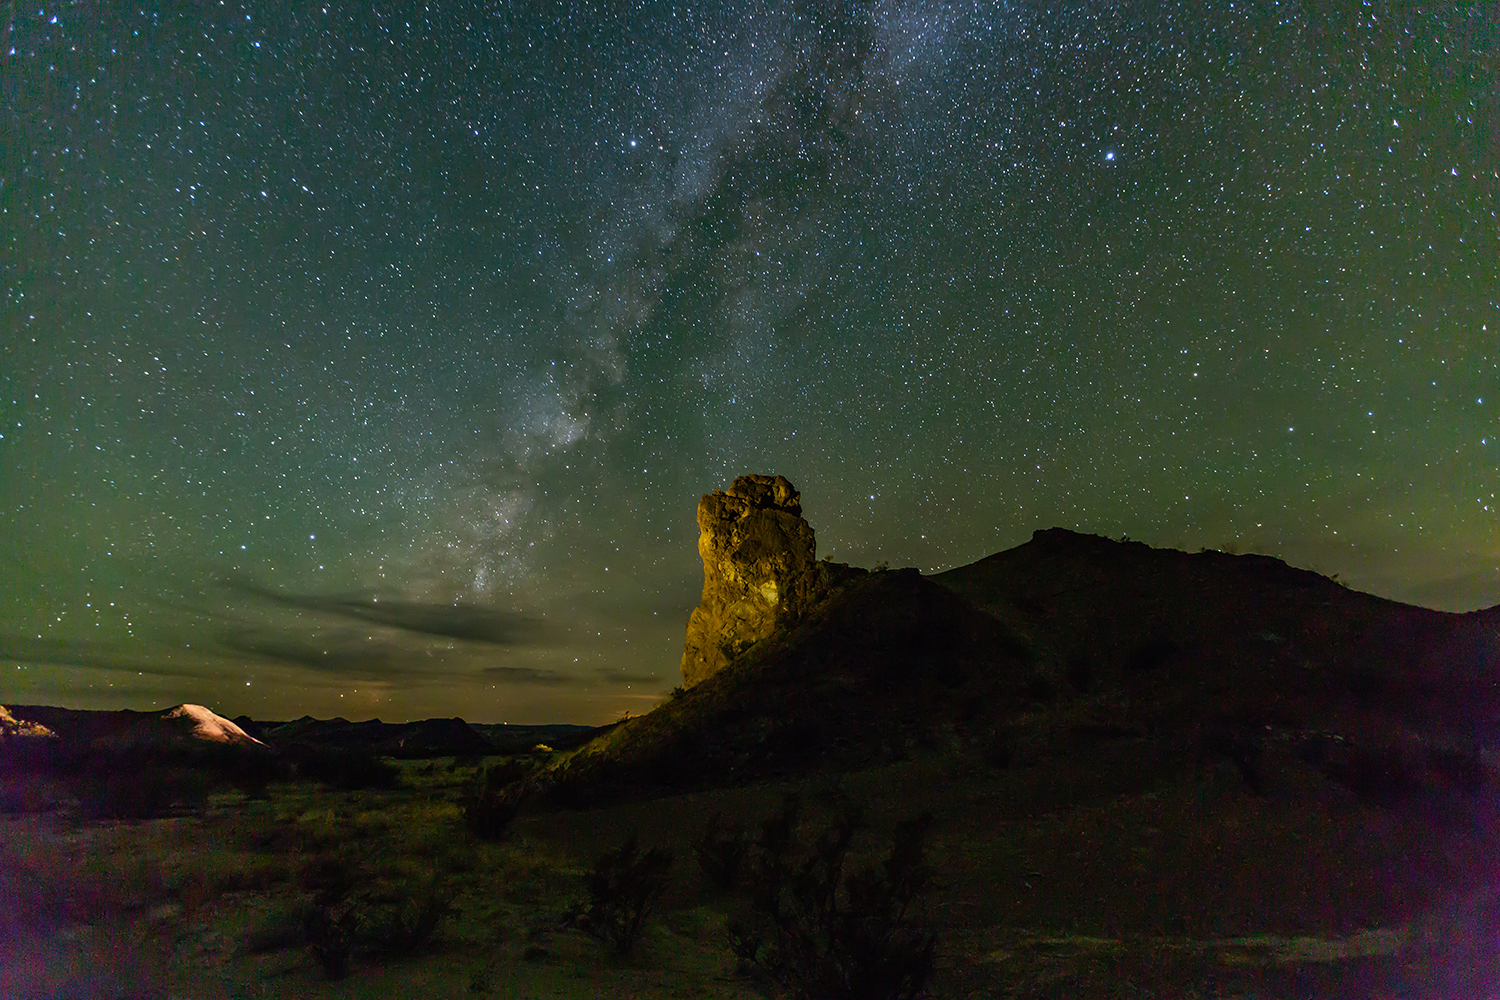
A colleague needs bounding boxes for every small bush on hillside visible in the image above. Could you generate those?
[728,794,936,1000]
[565,832,674,955]
[295,853,362,979]
[463,776,529,841]
[252,855,450,978]
[245,898,317,954]
[221,753,283,799]
[304,903,359,980]
[1066,651,1094,692]
[694,812,751,891]
[482,757,534,788]
[363,880,450,957]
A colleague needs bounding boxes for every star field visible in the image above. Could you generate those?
[3,1,1496,723]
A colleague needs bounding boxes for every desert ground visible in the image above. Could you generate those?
[4,738,1497,999]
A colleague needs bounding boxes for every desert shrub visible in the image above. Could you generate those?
[1066,651,1094,692]
[1125,638,1179,673]
[482,757,534,788]
[305,903,359,979]
[255,855,450,977]
[728,795,936,1000]
[363,881,450,957]
[209,855,289,894]
[295,748,399,791]
[296,853,362,978]
[1400,888,1500,998]
[1022,674,1058,702]
[77,765,208,820]
[463,778,529,841]
[299,853,359,905]
[694,812,751,891]
[219,752,283,799]
[246,898,318,953]
[565,832,674,955]
[1428,745,1486,796]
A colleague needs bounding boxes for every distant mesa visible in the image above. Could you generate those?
[0,704,56,740]
[680,474,865,687]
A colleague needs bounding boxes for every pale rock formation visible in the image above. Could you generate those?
[164,704,265,746]
[0,705,55,740]
[680,475,821,687]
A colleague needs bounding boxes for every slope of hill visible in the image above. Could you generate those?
[934,528,1500,740]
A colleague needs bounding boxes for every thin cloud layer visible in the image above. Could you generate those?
[225,579,550,645]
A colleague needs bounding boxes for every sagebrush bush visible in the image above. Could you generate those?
[363,880,450,957]
[463,778,528,841]
[250,855,450,979]
[304,903,358,980]
[728,794,936,1000]
[77,766,208,820]
[566,832,674,955]
[294,748,399,791]
[694,811,751,891]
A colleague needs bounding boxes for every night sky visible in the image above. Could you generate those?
[3,2,1496,724]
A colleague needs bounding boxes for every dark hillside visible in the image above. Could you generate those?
[935,528,1500,742]
[537,569,1048,806]
[533,528,1498,834]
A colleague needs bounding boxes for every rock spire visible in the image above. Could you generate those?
[679,475,818,687]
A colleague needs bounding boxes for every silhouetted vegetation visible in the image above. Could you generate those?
[462,764,532,841]
[565,832,674,955]
[727,794,936,1000]
[77,765,210,820]
[363,881,450,958]
[304,902,358,980]
[1125,637,1179,673]
[297,853,360,979]
[694,811,751,891]
[287,851,450,977]
[290,746,400,790]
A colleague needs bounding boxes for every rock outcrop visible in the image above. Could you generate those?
[163,704,266,746]
[681,474,847,687]
[0,705,56,740]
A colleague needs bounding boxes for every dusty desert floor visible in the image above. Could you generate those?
[3,749,1497,1000]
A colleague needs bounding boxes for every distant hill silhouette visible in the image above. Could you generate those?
[8,704,599,760]
[936,528,1500,738]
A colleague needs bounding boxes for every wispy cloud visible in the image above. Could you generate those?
[224,579,549,645]
[0,634,223,679]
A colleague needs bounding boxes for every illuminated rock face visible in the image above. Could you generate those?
[680,475,817,687]
[0,705,56,740]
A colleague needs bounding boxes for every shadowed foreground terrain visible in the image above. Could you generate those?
[4,529,1499,998]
